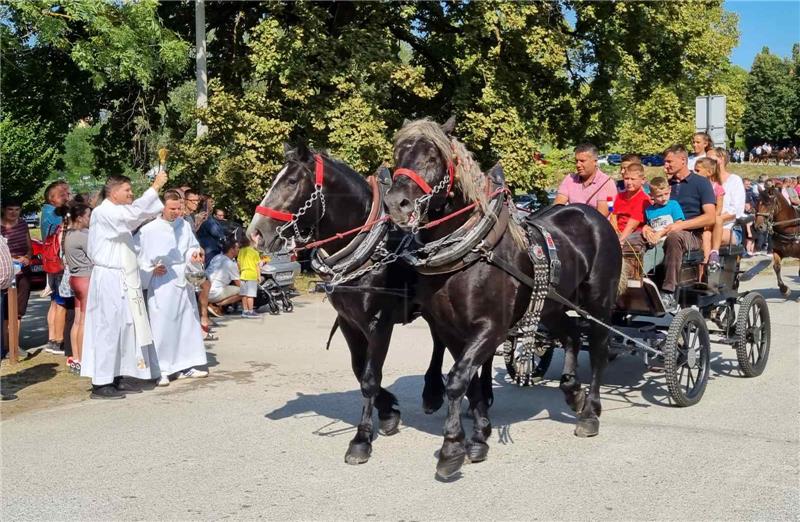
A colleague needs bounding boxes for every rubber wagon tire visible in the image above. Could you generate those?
[503,338,552,387]
[734,292,771,377]
[664,308,711,407]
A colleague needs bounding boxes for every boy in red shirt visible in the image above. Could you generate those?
[612,162,651,246]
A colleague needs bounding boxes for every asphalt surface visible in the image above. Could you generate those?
[2,271,798,521]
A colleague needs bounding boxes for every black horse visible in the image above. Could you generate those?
[385,118,623,478]
[246,144,451,465]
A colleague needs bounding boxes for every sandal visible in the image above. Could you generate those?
[203,331,218,341]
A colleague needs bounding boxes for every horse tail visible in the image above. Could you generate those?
[617,258,629,297]
[325,317,339,350]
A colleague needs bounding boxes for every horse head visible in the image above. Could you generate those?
[247,142,327,253]
[247,143,373,254]
[754,186,785,234]
[385,116,490,232]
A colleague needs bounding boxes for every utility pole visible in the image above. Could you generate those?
[195,0,208,137]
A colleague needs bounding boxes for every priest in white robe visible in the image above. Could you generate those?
[137,190,208,386]
[81,173,167,399]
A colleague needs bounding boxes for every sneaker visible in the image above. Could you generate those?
[157,375,170,387]
[177,368,208,379]
[661,292,678,312]
[241,310,259,318]
[90,385,126,400]
[48,342,65,356]
[708,251,721,271]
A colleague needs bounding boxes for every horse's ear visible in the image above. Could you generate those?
[487,162,505,185]
[441,115,456,135]
[402,118,411,128]
[296,140,312,161]
[283,142,295,160]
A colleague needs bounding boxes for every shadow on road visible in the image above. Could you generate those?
[0,362,59,395]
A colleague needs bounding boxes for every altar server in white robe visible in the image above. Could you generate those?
[82,172,167,399]
[137,190,208,386]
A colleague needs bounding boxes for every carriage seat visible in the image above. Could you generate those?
[682,249,704,265]
[719,244,744,258]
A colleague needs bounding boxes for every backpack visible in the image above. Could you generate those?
[42,224,64,274]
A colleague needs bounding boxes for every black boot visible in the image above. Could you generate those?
[90,384,125,400]
[113,377,143,394]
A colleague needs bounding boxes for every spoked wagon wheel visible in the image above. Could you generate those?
[664,308,711,407]
[281,291,294,313]
[503,338,552,387]
[734,292,771,377]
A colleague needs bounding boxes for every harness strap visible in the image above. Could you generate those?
[392,162,455,196]
[255,154,325,222]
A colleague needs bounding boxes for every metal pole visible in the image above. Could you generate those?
[195,0,208,137]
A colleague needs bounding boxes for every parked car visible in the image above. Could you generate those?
[24,212,39,228]
[607,153,622,165]
[641,154,664,167]
[28,239,46,289]
[514,190,556,213]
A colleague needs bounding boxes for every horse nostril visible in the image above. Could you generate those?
[399,199,412,212]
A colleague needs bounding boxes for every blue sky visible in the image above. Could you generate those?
[726,0,800,69]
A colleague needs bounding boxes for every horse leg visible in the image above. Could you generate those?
[465,367,493,464]
[338,321,375,464]
[422,326,446,414]
[773,252,789,296]
[479,357,494,408]
[574,322,609,438]
[363,319,401,437]
[552,313,584,413]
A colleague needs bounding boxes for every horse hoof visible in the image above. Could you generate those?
[436,451,466,479]
[780,286,790,297]
[422,395,444,415]
[378,410,401,436]
[344,442,372,465]
[465,441,490,463]
[574,418,600,438]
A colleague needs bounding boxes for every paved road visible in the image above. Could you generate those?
[2,272,798,520]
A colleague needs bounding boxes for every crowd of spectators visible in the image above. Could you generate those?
[1,175,270,400]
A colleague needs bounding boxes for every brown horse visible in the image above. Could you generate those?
[755,186,800,296]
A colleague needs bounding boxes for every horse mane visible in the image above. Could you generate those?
[394,118,527,250]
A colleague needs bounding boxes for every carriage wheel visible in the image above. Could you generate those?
[664,308,710,407]
[734,292,771,377]
[503,338,552,387]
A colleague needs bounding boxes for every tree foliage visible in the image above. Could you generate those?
[743,47,799,145]
[1,0,770,217]
[0,117,59,207]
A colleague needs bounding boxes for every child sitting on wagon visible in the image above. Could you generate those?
[612,162,651,247]
[643,177,685,244]
[693,157,725,268]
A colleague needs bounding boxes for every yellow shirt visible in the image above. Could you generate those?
[237,246,260,281]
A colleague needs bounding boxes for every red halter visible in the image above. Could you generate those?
[255,154,325,222]
[392,161,455,196]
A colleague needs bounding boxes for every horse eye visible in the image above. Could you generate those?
[288,177,299,186]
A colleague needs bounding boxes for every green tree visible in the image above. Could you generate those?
[0,117,60,207]
[743,47,798,145]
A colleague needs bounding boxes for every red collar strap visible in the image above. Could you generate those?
[393,161,455,196]
[255,154,325,222]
